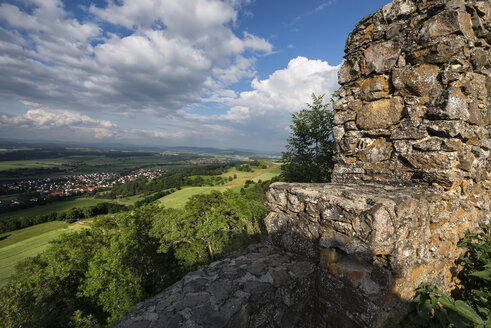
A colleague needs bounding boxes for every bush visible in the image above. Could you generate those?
[398,225,490,327]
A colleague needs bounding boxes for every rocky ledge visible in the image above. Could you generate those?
[116,243,316,328]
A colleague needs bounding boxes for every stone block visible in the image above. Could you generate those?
[381,0,417,23]
[360,76,389,100]
[363,41,401,74]
[392,64,440,97]
[358,138,393,163]
[427,87,470,120]
[338,59,361,84]
[356,98,404,130]
[333,110,356,125]
[401,151,457,170]
[419,11,475,41]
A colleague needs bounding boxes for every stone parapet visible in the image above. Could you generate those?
[265,182,488,326]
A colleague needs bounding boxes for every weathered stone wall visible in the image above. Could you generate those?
[332,0,490,200]
[265,182,487,326]
[118,0,489,327]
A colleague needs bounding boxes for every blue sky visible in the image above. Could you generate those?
[0,0,390,152]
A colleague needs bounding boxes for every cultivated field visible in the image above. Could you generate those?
[159,186,229,209]
[0,160,62,172]
[0,161,281,286]
[0,221,88,287]
[0,197,112,221]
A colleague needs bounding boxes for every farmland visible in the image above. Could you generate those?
[159,163,280,208]
[0,197,112,221]
[0,221,89,287]
[0,160,62,172]
[0,142,282,288]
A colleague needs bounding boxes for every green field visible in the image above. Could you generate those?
[0,197,112,220]
[159,164,280,209]
[116,193,149,205]
[0,160,62,172]
[0,221,88,287]
[159,186,229,208]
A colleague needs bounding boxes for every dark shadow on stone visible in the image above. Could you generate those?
[117,225,414,328]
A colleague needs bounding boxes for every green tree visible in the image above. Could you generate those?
[151,192,238,270]
[151,189,269,272]
[0,208,176,327]
[281,93,335,182]
[79,208,174,325]
[0,229,103,328]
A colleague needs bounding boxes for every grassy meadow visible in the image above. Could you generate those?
[159,186,229,208]
[0,221,89,287]
[0,160,63,172]
[159,163,280,208]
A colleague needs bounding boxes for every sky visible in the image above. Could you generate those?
[0,0,391,152]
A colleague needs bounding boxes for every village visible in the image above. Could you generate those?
[0,168,165,208]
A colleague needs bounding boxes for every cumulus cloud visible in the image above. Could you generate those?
[181,57,340,150]
[0,1,341,151]
[232,56,339,114]
[0,0,272,116]
[0,109,118,138]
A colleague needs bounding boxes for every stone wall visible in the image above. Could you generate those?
[118,0,489,327]
[265,182,487,326]
[332,0,490,200]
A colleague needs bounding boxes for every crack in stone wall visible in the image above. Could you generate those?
[118,0,489,327]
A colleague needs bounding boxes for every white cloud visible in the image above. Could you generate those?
[0,0,272,117]
[0,109,118,138]
[0,1,341,151]
[180,57,340,150]
[90,0,236,35]
[231,56,340,115]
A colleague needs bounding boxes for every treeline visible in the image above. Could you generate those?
[0,181,272,327]
[0,148,156,161]
[107,164,235,198]
[0,194,73,213]
[0,202,128,234]
[0,167,68,180]
[133,189,176,207]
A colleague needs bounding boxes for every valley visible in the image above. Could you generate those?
[0,142,281,287]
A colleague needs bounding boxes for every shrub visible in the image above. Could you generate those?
[398,225,490,327]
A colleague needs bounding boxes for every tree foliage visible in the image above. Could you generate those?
[281,93,335,183]
[0,180,272,327]
[150,187,269,272]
